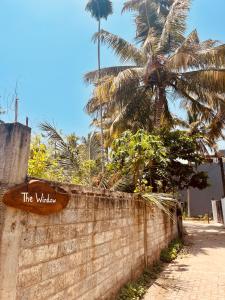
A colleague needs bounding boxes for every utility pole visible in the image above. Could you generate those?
[14,83,19,123]
[15,96,19,123]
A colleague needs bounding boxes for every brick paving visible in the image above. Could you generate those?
[144,221,225,300]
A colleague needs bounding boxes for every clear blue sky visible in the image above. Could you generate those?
[0,0,225,146]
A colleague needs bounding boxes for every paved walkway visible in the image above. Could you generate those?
[144,221,225,300]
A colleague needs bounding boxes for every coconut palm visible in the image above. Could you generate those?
[85,0,225,139]
[39,122,80,171]
[85,0,113,171]
[39,122,102,185]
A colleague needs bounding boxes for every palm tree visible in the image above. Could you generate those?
[39,122,80,172]
[85,0,225,138]
[85,0,113,172]
[39,122,102,185]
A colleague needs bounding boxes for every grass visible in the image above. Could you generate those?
[116,238,183,299]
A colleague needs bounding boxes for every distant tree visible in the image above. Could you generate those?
[85,0,113,171]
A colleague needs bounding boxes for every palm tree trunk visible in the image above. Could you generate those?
[155,87,165,127]
[98,19,105,173]
[89,141,91,185]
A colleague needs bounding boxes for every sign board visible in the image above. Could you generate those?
[3,180,69,215]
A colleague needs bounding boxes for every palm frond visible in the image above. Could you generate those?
[168,31,225,71]
[142,193,177,220]
[111,174,134,192]
[160,98,174,128]
[182,69,225,94]
[85,76,114,116]
[109,90,154,136]
[158,0,190,52]
[198,44,225,68]
[172,83,215,121]
[93,29,145,65]
[122,0,144,13]
[80,132,101,160]
[167,30,200,70]
[110,67,144,102]
[142,28,160,55]
[207,105,225,142]
[39,122,68,153]
[39,122,81,170]
[84,66,135,84]
[134,1,163,44]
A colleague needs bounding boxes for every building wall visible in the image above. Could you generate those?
[0,182,177,300]
[180,162,225,217]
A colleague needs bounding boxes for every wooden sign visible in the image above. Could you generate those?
[3,180,69,215]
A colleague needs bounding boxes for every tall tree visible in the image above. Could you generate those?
[85,0,225,139]
[85,0,113,172]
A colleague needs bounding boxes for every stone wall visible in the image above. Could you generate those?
[0,123,177,300]
[6,182,177,300]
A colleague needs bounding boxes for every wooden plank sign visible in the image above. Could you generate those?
[2,180,70,215]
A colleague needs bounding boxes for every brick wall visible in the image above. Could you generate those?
[1,182,177,300]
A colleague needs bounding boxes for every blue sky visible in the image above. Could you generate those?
[0,0,225,146]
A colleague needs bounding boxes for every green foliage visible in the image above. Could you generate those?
[108,130,208,193]
[28,136,64,181]
[116,264,162,300]
[160,239,183,263]
[28,123,102,185]
[108,130,168,192]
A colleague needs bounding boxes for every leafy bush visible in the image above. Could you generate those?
[116,264,162,300]
[160,239,183,263]
[108,129,209,193]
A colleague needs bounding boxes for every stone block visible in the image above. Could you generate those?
[19,244,58,268]
[41,256,70,280]
[57,239,78,256]
[17,278,55,300]
[17,265,42,288]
